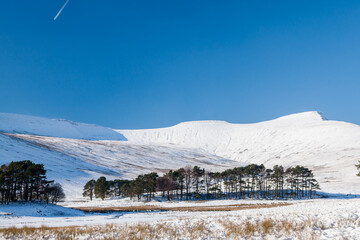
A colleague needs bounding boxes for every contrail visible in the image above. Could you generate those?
[54,0,70,20]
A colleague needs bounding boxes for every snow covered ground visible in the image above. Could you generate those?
[61,197,287,209]
[1,198,360,239]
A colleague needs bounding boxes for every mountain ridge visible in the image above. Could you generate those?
[0,112,126,141]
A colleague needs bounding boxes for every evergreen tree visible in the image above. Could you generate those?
[83,179,95,200]
[143,172,158,200]
[133,175,145,200]
[271,165,284,199]
[109,179,131,197]
[172,169,185,199]
[192,166,204,197]
[120,182,134,199]
[94,177,108,200]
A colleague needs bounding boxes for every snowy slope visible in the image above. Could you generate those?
[0,133,124,198]
[117,112,360,194]
[0,132,240,199]
[0,112,125,140]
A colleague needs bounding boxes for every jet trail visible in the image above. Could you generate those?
[54,0,70,20]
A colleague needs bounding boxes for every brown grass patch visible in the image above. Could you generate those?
[75,202,291,213]
[221,218,310,238]
[261,219,274,234]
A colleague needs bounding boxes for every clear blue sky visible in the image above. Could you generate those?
[1,0,360,129]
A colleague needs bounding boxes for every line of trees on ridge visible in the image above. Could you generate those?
[0,160,65,204]
[83,164,320,201]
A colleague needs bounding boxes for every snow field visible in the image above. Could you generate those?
[0,199,360,239]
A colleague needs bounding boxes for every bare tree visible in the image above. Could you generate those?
[46,183,65,204]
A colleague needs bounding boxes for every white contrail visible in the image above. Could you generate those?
[54,0,70,20]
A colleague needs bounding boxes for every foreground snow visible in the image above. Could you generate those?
[1,199,360,239]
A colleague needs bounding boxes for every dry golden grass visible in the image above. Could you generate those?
[260,219,274,234]
[0,214,358,240]
[243,220,257,236]
[219,217,332,239]
[277,219,292,234]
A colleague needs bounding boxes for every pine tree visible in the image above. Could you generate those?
[192,166,204,198]
[271,165,284,199]
[172,169,184,199]
[112,179,131,197]
[133,175,145,200]
[94,177,108,200]
[143,172,158,200]
[83,179,95,200]
[120,182,134,199]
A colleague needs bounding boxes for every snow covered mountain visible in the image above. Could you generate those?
[118,111,360,194]
[1,111,359,198]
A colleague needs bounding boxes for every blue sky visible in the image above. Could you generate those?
[1,0,360,129]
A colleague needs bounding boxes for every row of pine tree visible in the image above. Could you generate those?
[83,164,320,201]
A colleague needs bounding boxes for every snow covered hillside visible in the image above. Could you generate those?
[0,133,123,198]
[117,111,360,194]
[0,133,239,199]
[0,111,360,198]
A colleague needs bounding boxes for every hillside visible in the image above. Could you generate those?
[1,111,360,198]
[117,111,360,194]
